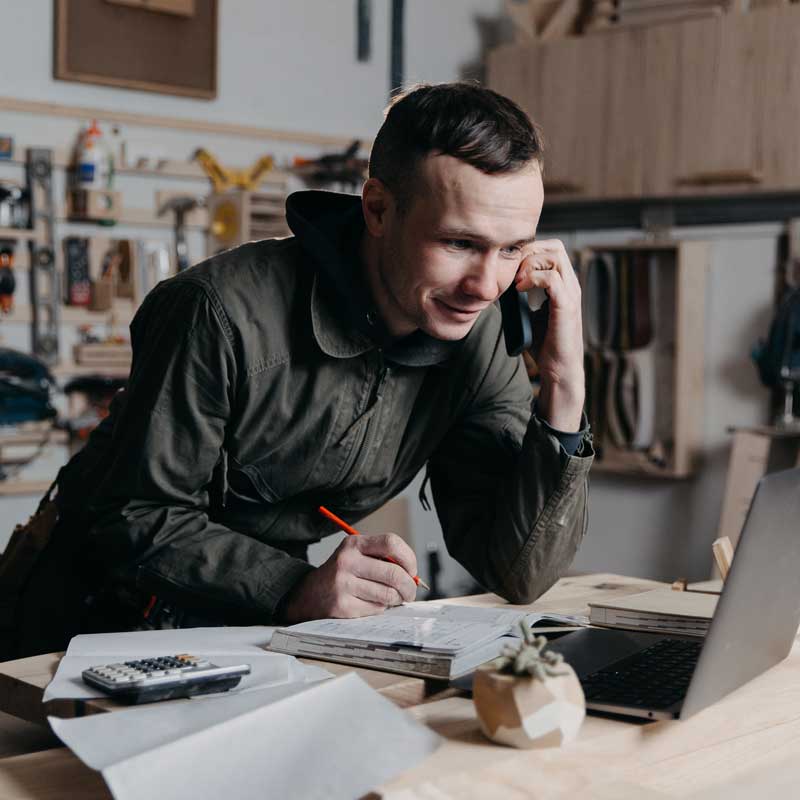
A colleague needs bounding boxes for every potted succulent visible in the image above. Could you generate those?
[473,622,585,749]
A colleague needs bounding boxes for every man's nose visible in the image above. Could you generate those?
[461,252,503,301]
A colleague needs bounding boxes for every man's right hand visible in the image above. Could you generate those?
[280,533,419,624]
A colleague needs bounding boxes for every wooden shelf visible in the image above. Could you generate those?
[580,240,708,479]
[116,161,290,188]
[0,425,66,447]
[9,146,291,189]
[591,451,689,480]
[0,479,52,496]
[52,362,130,378]
[0,227,38,241]
[3,303,135,325]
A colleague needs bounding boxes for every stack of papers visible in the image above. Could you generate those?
[44,626,330,702]
[588,589,718,637]
[270,603,587,679]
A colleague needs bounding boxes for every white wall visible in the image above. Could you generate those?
[4,0,502,138]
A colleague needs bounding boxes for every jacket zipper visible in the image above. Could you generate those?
[337,350,388,488]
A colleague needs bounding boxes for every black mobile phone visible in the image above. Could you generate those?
[499,285,549,357]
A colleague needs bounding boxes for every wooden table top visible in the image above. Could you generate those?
[1,573,797,799]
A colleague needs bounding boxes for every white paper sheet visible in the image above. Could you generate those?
[50,673,441,800]
[44,626,330,702]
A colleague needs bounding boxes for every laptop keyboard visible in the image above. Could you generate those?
[580,638,703,710]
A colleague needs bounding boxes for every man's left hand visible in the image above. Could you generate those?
[514,239,584,432]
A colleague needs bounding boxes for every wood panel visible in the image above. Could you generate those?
[673,241,709,476]
[759,6,800,190]
[601,28,645,198]
[672,13,765,192]
[486,43,532,115]
[641,22,683,197]
[527,35,607,199]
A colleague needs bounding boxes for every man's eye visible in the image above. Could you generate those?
[501,246,521,256]
[445,239,472,250]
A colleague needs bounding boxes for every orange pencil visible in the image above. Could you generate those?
[317,505,430,591]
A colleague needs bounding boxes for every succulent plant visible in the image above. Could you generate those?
[491,620,567,680]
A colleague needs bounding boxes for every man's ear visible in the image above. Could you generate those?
[362,178,394,238]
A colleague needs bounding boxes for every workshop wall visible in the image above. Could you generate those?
[0,1,779,595]
[0,0,506,598]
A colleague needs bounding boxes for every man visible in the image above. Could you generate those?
[13,83,592,657]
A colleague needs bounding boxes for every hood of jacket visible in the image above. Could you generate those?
[285,190,460,367]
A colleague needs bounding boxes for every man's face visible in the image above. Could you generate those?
[370,154,544,341]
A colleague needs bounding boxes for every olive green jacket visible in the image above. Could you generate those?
[55,192,593,628]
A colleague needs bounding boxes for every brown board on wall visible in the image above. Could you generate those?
[54,0,217,99]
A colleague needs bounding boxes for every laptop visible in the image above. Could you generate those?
[467,467,800,720]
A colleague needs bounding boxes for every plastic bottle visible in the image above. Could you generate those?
[75,120,113,189]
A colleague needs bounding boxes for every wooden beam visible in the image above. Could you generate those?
[540,0,582,38]
[0,96,360,149]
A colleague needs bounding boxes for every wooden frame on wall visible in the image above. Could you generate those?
[53,0,218,99]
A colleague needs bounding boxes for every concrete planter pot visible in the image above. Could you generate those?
[473,661,585,749]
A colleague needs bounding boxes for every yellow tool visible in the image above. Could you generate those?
[192,149,275,193]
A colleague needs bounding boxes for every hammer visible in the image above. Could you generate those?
[158,196,203,272]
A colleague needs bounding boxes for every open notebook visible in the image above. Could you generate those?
[269,603,585,679]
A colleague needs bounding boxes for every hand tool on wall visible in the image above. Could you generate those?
[0,241,16,314]
[193,149,275,193]
[390,0,405,97]
[291,141,368,190]
[157,195,203,272]
[26,149,60,364]
[357,0,372,61]
[752,286,800,427]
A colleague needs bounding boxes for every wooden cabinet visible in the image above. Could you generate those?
[488,30,645,200]
[488,5,800,202]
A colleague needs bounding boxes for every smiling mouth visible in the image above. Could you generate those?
[435,299,485,316]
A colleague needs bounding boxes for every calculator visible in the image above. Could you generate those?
[81,654,251,704]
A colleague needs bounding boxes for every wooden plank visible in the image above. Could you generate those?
[0,748,110,800]
[641,21,683,196]
[673,12,765,192]
[3,303,135,327]
[0,481,53,497]
[0,228,37,242]
[539,0,582,39]
[8,144,290,188]
[528,35,607,199]
[672,241,709,477]
[716,430,772,547]
[759,6,800,190]
[0,96,360,149]
[601,28,645,198]
[486,43,534,115]
[51,363,130,379]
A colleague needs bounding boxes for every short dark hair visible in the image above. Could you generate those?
[369,82,544,213]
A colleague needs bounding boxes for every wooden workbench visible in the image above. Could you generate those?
[0,573,798,799]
